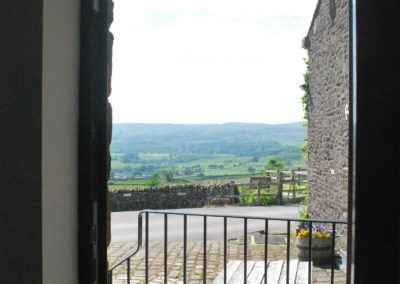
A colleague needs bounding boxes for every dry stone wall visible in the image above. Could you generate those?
[305,0,349,225]
[110,183,239,212]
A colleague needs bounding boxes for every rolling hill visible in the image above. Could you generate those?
[110,122,307,180]
[111,122,306,154]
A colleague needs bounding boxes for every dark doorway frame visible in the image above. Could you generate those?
[79,0,112,283]
[351,0,400,283]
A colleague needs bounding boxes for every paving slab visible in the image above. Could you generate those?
[108,237,346,283]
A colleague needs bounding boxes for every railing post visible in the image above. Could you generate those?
[183,215,187,284]
[244,218,248,283]
[164,214,168,284]
[145,212,149,283]
[286,221,291,284]
[203,216,207,283]
[127,258,131,284]
[264,220,269,284]
[331,223,336,283]
[224,217,227,284]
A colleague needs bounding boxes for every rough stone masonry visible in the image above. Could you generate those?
[304,0,349,247]
[110,183,239,211]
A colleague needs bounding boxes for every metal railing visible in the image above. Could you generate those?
[109,210,346,283]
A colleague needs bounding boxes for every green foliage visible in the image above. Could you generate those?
[298,207,309,219]
[208,164,223,169]
[299,58,310,121]
[122,166,133,173]
[183,167,193,175]
[111,153,306,185]
[300,195,308,205]
[265,158,285,170]
[299,58,310,159]
[238,186,277,205]
[297,206,309,225]
[134,165,156,175]
[149,174,161,186]
[161,169,175,182]
[122,152,139,163]
[110,123,307,180]
[251,156,259,162]
[247,166,256,173]
[299,138,308,153]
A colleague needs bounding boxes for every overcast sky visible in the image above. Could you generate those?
[109,0,318,124]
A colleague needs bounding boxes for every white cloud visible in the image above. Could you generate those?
[110,0,317,124]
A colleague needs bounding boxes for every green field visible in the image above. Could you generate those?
[109,122,307,188]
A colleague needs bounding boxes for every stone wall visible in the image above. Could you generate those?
[110,183,239,211]
[305,0,349,228]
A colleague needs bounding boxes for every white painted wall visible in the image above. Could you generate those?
[42,0,80,282]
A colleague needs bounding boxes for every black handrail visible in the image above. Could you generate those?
[109,209,346,283]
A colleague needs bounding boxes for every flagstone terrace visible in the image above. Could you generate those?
[108,210,346,283]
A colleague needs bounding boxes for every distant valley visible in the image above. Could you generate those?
[110,122,307,185]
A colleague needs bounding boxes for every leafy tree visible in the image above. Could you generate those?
[161,169,175,182]
[266,158,285,170]
[134,165,156,175]
[149,174,161,186]
[183,167,192,175]
[122,152,140,163]
[248,166,256,173]
[122,166,133,173]
[251,156,259,162]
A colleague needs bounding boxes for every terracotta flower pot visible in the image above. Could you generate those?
[296,237,333,264]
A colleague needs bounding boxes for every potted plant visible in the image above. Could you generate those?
[294,222,334,264]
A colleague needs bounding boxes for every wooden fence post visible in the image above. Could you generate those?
[231,181,239,204]
[291,169,296,199]
[257,180,261,206]
[276,170,283,205]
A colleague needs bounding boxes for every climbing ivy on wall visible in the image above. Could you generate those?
[299,58,310,156]
[300,58,310,121]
